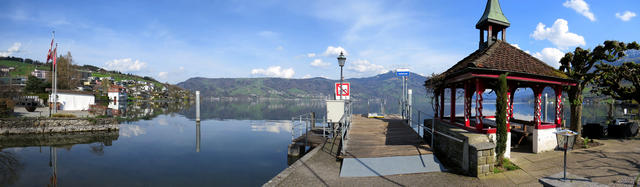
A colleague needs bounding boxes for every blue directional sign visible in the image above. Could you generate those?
[396,68,410,76]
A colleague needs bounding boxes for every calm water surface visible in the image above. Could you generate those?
[0,99,625,186]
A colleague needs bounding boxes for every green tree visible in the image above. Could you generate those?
[25,76,44,94]
[495,73,508,166]
[559,40,639,139]
[593,61,640,105]
[55,52,81,90]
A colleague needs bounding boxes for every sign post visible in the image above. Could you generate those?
[335,82,350,100]
[396,68,410,120]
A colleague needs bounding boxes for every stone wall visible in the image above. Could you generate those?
[424,119,496,177]
[0,118,119,134]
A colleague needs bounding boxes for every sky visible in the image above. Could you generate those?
[0,0,638,83]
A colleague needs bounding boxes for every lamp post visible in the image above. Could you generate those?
[337,52,346,100]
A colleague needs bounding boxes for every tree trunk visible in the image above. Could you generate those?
[568,86,583,140]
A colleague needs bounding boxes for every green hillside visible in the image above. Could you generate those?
[0,60,49,77]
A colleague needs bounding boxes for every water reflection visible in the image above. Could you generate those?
[49,147,58,187]
[250,121,292,133]
[196,121,200,153]
[180,98,432,121]
[0,151,22,186]
[0,131,119,149]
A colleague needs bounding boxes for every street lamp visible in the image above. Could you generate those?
[337,52,346,100]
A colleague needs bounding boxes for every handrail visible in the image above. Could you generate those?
[410,109,464,145]
[337,101,352,157]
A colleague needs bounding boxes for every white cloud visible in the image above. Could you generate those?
[310,59,330,67]
[323,46,348,56]
[533,48,565,68]
[531,19,585,49]
[276,46,284,51]
[563,0,596,21]
[616,11,637,21]
[157,72,168,79]
[179,66,184,71]
[306,53,316,58]
[302,74,312,79]
[510,44,530,54]
[346,59,386,74]
[105,58,147,72]
[251,66,295,78]
[0,42,22,57]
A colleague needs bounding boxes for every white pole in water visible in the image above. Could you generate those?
[196,91,200,122]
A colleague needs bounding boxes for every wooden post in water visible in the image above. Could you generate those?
[196,91,200,122]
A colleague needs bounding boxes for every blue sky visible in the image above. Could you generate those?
[1,0,638,83]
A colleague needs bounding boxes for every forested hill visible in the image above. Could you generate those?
[177,71,429,100]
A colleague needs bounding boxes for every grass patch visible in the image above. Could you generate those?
[52,113,76,118]
[493,158,520,173]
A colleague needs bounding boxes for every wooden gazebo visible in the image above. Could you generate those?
[425,0,576,153]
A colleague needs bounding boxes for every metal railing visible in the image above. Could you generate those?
[290,112,326,147]
[410,109,464,148]
[337,101,353,156]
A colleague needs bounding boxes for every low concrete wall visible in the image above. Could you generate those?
[0,118,119,134]
[424,119,496,177]
[533,128,558,153]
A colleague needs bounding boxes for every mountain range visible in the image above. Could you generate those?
[177,71,428,101]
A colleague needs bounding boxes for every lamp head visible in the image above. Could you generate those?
[337,52,346,67]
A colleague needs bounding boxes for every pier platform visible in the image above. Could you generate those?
[343,114,431,158]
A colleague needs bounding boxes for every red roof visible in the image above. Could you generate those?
[437,40,569,82]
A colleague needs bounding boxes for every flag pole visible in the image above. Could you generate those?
[48,31,55,117]
[53,43,58,114]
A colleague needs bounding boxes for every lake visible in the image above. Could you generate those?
[0,99,628,186]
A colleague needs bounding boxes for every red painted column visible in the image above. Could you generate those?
[533,87,543,128]
[554,86,563,126]
[475,79,484,131]
[450,86,456,123]
[440,88,445,120]
[506,87,511,132]
[509,87,516,119]
[464,82,473,127]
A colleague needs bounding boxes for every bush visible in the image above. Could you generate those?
[0,98,15,117]
[496,73,508,165]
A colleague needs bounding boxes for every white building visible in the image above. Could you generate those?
[50,90,95,111]
[108,86,127,110]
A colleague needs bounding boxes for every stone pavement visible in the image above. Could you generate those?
[265,138,539,187]
[510,138,640,186]
[266,137,640,186]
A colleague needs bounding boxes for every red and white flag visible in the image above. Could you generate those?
[46,38,54,62]
[52,45,57,67]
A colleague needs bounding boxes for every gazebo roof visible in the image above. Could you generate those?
[433,41,569,85]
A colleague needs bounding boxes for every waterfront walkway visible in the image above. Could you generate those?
[266,133,640,186]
